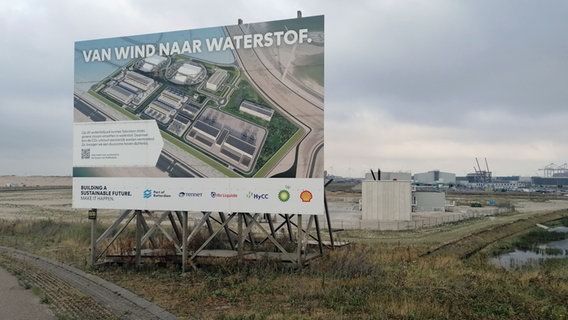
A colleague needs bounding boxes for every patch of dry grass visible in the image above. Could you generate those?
[1,191,568,319]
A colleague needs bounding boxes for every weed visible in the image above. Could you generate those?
[310,244,383,280]
[1,200,568,319]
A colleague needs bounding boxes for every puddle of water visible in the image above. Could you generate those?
[491,235,568,270]
[549,226,568,233]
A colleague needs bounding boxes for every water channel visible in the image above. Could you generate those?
[491,227,568,269]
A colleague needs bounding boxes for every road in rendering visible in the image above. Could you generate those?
[225,24,324,178]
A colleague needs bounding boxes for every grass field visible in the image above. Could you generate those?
[1,188,568,319]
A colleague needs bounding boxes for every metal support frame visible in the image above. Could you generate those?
[88,177,336,269]
[89,209,328,269]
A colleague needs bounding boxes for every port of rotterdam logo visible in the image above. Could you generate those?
[143,189,171,199]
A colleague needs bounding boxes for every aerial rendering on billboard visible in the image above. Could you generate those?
[73,15,325,214]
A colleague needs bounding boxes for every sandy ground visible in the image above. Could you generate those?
[2,176,568,229]
[0,176,71,187]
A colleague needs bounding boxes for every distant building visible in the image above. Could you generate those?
[362,170,449,219]
[413,189,446,212]
[364,171,411,181]
[413,170,456,185]
[456,175,527,191]
[531,176,568,187]
[465,171,492,184]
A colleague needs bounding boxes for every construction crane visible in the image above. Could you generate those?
[538,163,568,177]
[473,157,492,184]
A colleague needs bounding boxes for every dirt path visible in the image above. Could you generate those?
[0,246,177,320]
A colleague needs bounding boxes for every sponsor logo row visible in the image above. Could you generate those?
[80,185,314,203]
[154,189,313,203]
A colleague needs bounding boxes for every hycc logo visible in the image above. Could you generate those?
[143,189,152,199]
[247,192,269,200]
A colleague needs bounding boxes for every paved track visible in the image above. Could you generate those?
[0,266,57,320]
[0,246,178,320]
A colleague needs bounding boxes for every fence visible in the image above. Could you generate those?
[325,207,511,231]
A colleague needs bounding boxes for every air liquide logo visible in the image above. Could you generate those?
[210,192,237,199]
[246,191,269,200]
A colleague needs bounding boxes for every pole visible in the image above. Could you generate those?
[135,210,142,269]
[324,179,335,248]
[238,213,244,264]
[89,209,97,266]
[297,215,303,267]
[182,211,188,272]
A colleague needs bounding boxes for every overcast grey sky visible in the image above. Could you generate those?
[1,0,567,177]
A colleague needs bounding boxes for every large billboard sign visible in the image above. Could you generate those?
[73,15,324,214]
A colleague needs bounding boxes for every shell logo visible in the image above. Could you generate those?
[300,190,313,202]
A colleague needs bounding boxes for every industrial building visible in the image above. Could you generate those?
[412,189,446,212]
[413,170,456,185]
[359,161,568,227]
[362,170,448,222]
[184,108,266,172]
[362,179,412,221]
[239,100,274,121]
[531,163,568,190]
[104,85,135,105]
[124,71,155,91]
[364,171,411,181]
[170,62,207,85]
[157,89,185,108]
[102,71,156,106]
[205,68,229,91]
[531,176,568,188]
[138,55,167,73]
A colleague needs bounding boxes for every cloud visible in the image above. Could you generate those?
[1,0,568,177]
[325,102,568,177]
[328,1,568,122]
